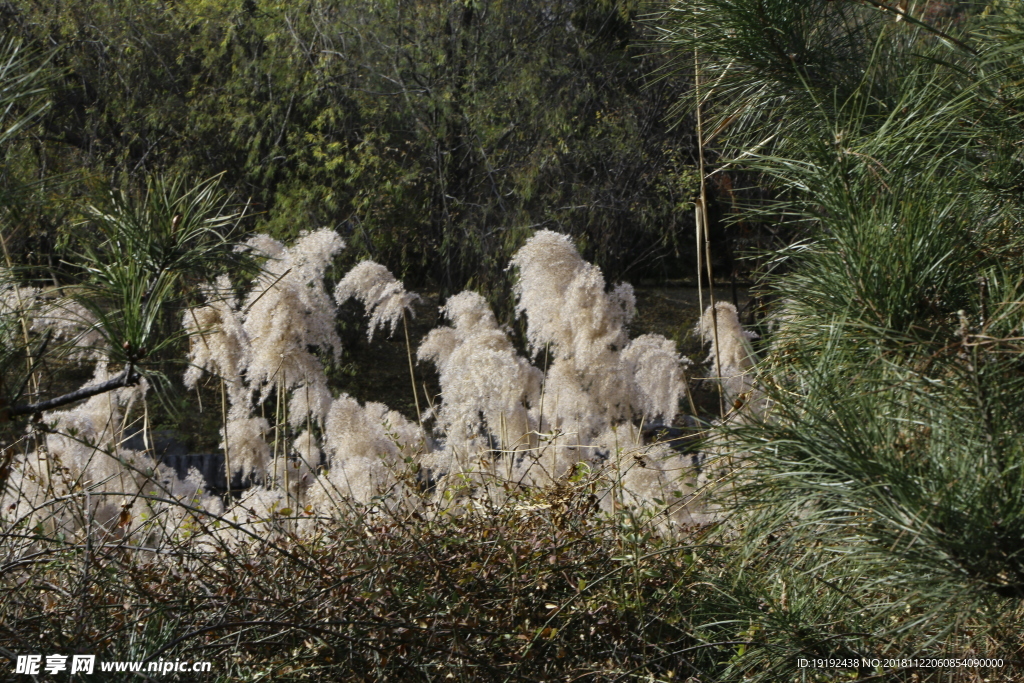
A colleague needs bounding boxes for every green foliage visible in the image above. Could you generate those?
[655,0,1024,678]
[1,0,699,306]
[74,174,252,369]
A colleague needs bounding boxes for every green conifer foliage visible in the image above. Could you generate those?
[657,0,1024,676]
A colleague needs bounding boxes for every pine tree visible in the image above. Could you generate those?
[655,1,1024,676]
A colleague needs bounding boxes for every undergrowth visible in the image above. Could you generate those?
[3,480,727,682]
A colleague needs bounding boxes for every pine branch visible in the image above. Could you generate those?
[860,0,977,55]
[8,367,141,417]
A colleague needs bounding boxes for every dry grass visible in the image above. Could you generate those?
[1,479,718,682]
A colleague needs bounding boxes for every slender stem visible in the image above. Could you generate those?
[221,376,231,498]
[402,311,423,432]
[694,42,724,418]
[694,45,705,328]
[683,368,699,418]
[536,342,550,447]
[282,370,289,504]
[273,373,282,489]
[13,330,52,402]
[303,382,312,509]
[705,225,725,419]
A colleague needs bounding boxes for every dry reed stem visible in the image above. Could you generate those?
[221,376,231,497]
[694,43,724,418]
[402,310,423,431]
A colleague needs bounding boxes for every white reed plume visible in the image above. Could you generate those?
[537,356,605,439]
[511,232,631,433]
[506,231,697,502]
[215,486,292,546]
[6,363,152,535]
[511,230,589,355]
[593,425,704,528]
[418,291,542,450]
[219,416,273,482]
[291,430,320,475]
[511,231,635,360]
[335,260,420,341]
[41,362,148,481]
[287,379,334,428]
[241,229,344,402]
[511,230,690,440]
[30,297,109,362]
[240,233,285,260]
[183,275,250,405]
[310,394,423,508]
[563,266,634,368]
[698,301,757,404]
[620,334,691,424]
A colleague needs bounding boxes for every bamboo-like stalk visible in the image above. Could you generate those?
[302,382,312,509]
[683,367,699,418]
[499,410,508,483]
[536,342,550,449]
[704,220,725,418]
[694,45,706,330]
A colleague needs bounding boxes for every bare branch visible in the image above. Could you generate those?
[8,367,141,417]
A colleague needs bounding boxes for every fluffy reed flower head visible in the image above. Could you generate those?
[40,362,149,489]
[698,302,757,402]
[563,266,633,366]
[220,416,272,482]
[31,297,108,362]
[510,230,640,432]
[511,230,586,356]
[312,394,423,507]
[511,230,634,362]
[620,334,690,424]
[287,377,334,428]
[241,229,344,400]
[241,233,285,260]
[592,425,702,528]
[539,355,607,438]
[334,260,420,341]
[418,291,542,449]
[183,275,250,403]
[510,230,687,440]
[292,430,321,469]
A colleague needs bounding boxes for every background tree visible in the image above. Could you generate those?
[0,0,712,312]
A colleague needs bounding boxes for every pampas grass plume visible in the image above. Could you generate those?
[242,229,344,399]
[335,260,420,340]
[699,301,757,402]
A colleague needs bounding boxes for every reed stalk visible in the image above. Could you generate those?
[221,377,231,497]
